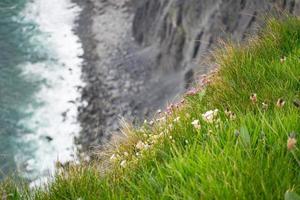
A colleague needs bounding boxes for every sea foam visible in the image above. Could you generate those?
[15,0,84,183]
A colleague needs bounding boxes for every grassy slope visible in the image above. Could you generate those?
[2,17,300,199]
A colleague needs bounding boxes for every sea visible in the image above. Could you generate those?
[0,0,84,183]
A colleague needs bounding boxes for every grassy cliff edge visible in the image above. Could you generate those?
[2,17,300,199]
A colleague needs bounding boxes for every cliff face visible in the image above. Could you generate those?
[132,0,300,91]
[77,0,300,153]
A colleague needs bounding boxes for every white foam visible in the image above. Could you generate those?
[15,0,85,182]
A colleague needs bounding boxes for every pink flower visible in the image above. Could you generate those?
[186,87,198,96]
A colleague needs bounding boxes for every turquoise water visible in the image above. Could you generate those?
[0,0,39,176]
[0,0,84,183]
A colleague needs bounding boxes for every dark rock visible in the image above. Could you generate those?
[45,136,53,142]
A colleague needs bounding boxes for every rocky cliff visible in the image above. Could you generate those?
[133,0,300,90]
[76,0,300,153]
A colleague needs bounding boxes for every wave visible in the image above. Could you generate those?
[14,0,84,183]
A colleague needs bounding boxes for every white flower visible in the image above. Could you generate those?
[173,117,180,122]
[202,109,218,123]
[110,154,117,161]
[144,144,150,150]
[136,141,145,150]
[191,120,201,129]
[120,160,126,168]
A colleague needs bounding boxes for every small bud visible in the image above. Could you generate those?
[120,160,127,168]
[225,109,236,120]
[110,154,117,161]
[250,93,257,104]
[287,137,297,151]
[234,130,240,137]
[262,102,268,110]
[276,98,285,108]
[280,56,287,64]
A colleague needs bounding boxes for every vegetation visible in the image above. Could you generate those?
[2,17,300,199]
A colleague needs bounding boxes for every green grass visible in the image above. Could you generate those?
[2,17,300,199]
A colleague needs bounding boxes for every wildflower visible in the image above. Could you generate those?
[136,141,145,150]
[167,104,174,115]
[186,87,198,96]
[202,109,218,123]
[173,117,180,122]
[287,136,297,151]
[230,113,236,120]
[149,120,154,126]
[120,160,127,168]
[262,102,268,110]
[276,98,285,108]
[280,56,286,64]
[144,144,150,150]
[250,93,257,104]
[225,108,231,116]
[110,154,117,161]
[124,152,129,157]
[191,119,201,129]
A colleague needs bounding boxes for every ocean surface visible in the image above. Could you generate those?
[0,0,84,183]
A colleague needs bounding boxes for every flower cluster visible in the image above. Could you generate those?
[191,119,201,129]
[202,109,219,123]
